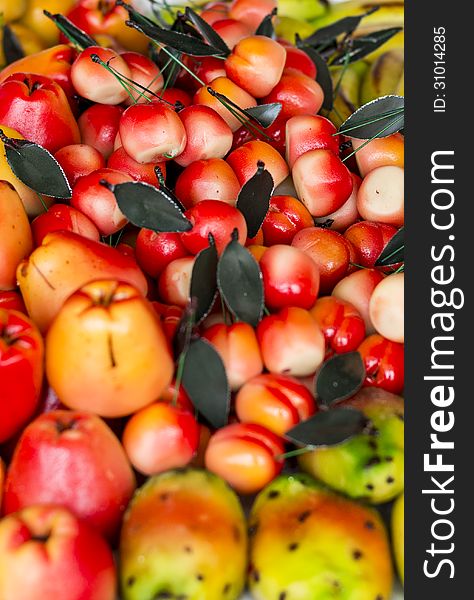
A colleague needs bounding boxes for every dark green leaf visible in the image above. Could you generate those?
[217,234,264,327]
[316,352,365,407]
[332,27,403,65]
[285,407,367,448]
[117,0,163,29]
[243,103,282,128]
[339,95,404,139]
[2,25,25,64]
[43,11,95,50]
[301,7,379,47]
[126,17,227,56]
[375,227,404,266]
[182,337,230,428]
[255,9,277,38]
[111,181,192,232]
[184,7,230,56]
[296,43,333,111]
[190,241,219,324]
[1,136,71,198]
[236,162,273,238]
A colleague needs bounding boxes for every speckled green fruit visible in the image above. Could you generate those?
[299,388,404,504]
[119,469,248,600]
[391,494,404,584]
[248,473,393,600]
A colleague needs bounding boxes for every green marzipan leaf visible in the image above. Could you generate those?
[217,236,264,327]
[339,95,404,140]
[255,10,277,38]
[184,7,230,55]
[116,0,157,26]
[236,163,274,239]
[2,25,25,64]
[316,351,365,407]
[111,181,192,232]
[43,11,95,49]
[375,227,404,266]
[182,337,230,428]
[296,42,334,111]
[126,16,227,57]
[244,103,282,128]
[285,407,367,448]
[332,27,403,65]
[190,242,219,324]
[3,139,71,199]
[301,7,379,47]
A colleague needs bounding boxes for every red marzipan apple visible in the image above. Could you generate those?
[0,505,117,600]
[0,309,44,444]
[2,410,136,541]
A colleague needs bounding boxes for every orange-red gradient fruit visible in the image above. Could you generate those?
[235,373,316,435]
[257,307,325,377]
[175,158,241,208]
[193,76,257,131]
[310,296,366,354]
[227,140,289,187]
[0,182,33,291]
[205,422,284,494]
[225,36,286,98]
[292,149,354,217]
[122,403,200,475]
[45,280,173,418]
[71,46,132,105]
[202,322,264,390]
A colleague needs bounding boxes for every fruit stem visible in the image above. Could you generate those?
[148,42,272,141]
[206,88,272,141]
[157,42,206,86]
[91,54,137,104]
[172,303,195,406]
[35,192,48,213]
[173,351,187,407]
[333,50,351,98]
[341,114,404,163]
[335,108,404,136]
[276,446,314,461]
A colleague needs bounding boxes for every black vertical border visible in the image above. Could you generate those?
[405,1,470,598]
